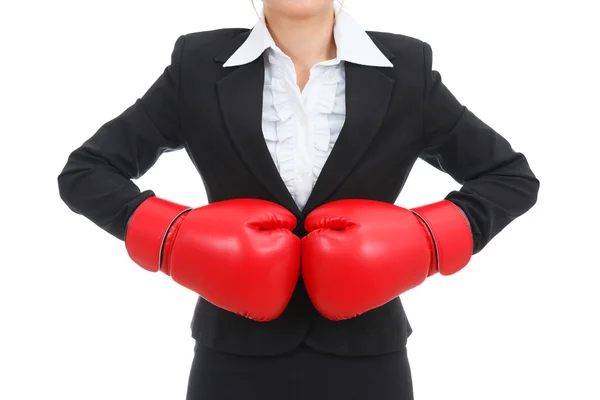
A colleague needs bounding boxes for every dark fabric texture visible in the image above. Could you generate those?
[185,341,414,400]
[57,28,540,356]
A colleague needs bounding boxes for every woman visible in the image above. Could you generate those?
[58,1,539,399]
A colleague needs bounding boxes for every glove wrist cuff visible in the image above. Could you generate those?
[125,196,191,273]
[411,200,473,276]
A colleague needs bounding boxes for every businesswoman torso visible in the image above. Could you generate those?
[58,1,539,399]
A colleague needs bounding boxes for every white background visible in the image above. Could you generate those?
[1,0,599,399]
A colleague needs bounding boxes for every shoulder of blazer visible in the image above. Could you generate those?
[366,31,427,70]
[179,28,251,64]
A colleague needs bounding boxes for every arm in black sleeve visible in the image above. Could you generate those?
[419,41,540,254]
[58,35,186,240]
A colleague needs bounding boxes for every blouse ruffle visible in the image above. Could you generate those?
[262,49,346,208]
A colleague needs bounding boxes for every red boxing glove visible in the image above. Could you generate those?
[302,199,472,320]
[125,197,301,322]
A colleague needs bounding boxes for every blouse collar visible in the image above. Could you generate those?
[223,6,393,68]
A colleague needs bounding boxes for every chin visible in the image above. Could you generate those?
[264,0,334,19]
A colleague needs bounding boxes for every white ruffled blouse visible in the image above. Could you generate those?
[223,6,393,210]
[261,48,347,210]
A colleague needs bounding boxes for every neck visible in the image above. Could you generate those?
[263,7,337,69]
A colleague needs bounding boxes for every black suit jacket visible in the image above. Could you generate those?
[58,28,539,356]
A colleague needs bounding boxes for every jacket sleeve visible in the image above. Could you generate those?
[418,41,540,254]
[58,35,186,240]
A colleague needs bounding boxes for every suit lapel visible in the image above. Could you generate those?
[216,57,302,216]
[302,62,395,214]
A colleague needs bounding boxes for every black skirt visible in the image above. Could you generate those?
[186,341,414,400]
